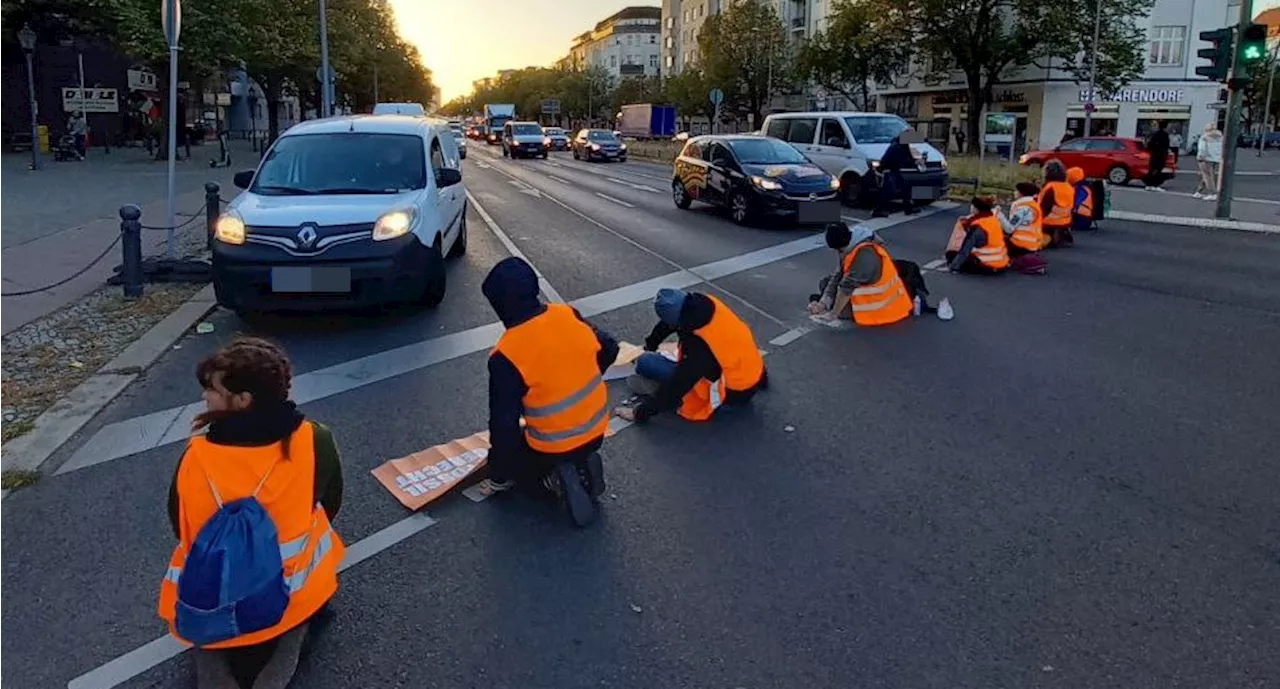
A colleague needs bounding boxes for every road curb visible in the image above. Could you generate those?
[1107,210,1280,234]
[1,284,217,486]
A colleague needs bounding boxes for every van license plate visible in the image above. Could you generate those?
[271,267,351,293]
[911,186,937,200]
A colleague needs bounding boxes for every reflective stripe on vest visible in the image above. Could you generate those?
[163,525,329,594]
[523,375,603,418]
[677,295,761,422]
[1041,182,1073,226]
[525,404,610,443]
[844,243,913,326]
[1009,198,1043,251]
[971,217,1010,268]
[850,277,907,312]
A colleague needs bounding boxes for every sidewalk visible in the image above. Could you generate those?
[1,140,255,333]
[1108,185,1280,228]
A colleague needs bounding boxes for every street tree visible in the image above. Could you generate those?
[697,0,793,128]
[797,0,911,112]
[663,67,714,131]
[886,0,1153,148]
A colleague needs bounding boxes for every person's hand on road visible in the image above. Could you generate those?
[614,406,637,422]
[807,301,825,315]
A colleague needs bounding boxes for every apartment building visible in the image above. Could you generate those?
[662,0,821,75]
[558,6,663,79]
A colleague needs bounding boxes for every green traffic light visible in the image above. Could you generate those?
[1242,45,1263,61]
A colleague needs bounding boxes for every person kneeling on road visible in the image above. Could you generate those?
[809,223,919,325]
[616,288,768,424]
[946,196,1010,275]
[160,337,346,689]
[478,257,617,527]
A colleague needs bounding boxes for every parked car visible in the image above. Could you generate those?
[544,127,570,151]
[1238,131,1280,149]
[502,121,547,159]
[448,123,467,159]
[212,116,467,314]
[1019,137,1177,185]
[572,129,627,162]
[671,134,841,226]
[761,111,949,206]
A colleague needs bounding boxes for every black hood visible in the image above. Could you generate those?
[482,257,545,327]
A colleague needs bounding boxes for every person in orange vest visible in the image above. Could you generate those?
[1067,166,1096,233]
[615,288,768,424]
[809,223,921,323]
[995,181,1049,274]
[160,337,345,689]
[946,196,1011,274]
[1037,160,1075,248]
[478,257,617,526]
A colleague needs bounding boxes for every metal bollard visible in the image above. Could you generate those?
[119,204,144,299]
[205,182,220,251]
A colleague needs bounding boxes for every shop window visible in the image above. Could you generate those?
[1149,26,1185,66]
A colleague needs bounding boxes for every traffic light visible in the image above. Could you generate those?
[1238,23,1267,67]
[1197,27,1234,82]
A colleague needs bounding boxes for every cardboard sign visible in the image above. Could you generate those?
[371,432,491,511]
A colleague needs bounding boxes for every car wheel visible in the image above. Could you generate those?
[1107,165,1130,185]
[447,208,468,258]
[729,191,751,226]
[840,173,864,207]
[672,179,692,209]
[420,240,447,308]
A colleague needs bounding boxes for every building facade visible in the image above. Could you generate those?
[561,6,663,79]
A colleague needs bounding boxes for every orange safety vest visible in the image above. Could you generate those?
[493,304,608,453]
[969,215,1010,270]
[1008,197,1045,251]
[159,423,344,649]
[677,295,764,422]
[844,242,914,326]
[1038,181,1074,227]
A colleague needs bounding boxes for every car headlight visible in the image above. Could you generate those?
[751,175,782,191]
[620,143,628,150]
[543,137,552,146]
[939,158,948,170]
[591,143,601,151]
[829,177,841,190]
[1017,154,1028,165]
[870,160,881,169]
[214,213,246,245]
[373,208,417,241]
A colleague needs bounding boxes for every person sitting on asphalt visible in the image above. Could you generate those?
[478,257,617,526]
[160,337,345,689]
[946,196,1010,275]
[994,182,1050,275]
[615,288,767,424]
[1067,166,1096,233]
[871,131,923,218]
[809,222,919,324]
[1037,160,1075,248]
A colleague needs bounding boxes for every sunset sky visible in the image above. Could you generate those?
[388,0,650,104]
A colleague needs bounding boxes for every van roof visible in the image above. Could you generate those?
[766,111,900,119]
[282,115,441,137]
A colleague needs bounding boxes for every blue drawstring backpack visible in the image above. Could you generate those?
[175,457,290,646]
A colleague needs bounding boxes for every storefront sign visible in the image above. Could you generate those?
[1079,88,1185,104]
[62,87,119,113]
[127,68,157,92]
[933,89,1026,106]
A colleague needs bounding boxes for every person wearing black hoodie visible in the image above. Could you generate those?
[616,288,768,424]
[872,131,923,218]
[479,257,618,525]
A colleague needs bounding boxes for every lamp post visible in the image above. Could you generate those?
[318,0,333,117]
[19,23,41,171]
[1083,0,1103,137]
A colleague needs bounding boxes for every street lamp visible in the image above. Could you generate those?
[19,23,41,170]
[1083,0,1103,137]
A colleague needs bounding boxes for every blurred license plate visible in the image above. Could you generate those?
[911,186,937,200]
[797,200,841,223]
[271,267,351,293]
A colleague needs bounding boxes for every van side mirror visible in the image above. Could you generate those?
[436,168,463,187]
[233,170,255,189]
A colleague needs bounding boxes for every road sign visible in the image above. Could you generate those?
[1084,102,1096,114]
[541,99,560,115]
[62,87,119,113]
[161,0,181,48]
[316,65,336,83]
[709,88,724,106]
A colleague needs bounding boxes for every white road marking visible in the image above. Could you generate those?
[769,327,811,347]
[923,259,946,270]
[66,513,439,689]
[466,191,563,303]
[475,161,491,169]
[594,192,635,208]
[607,177,660,193]
[1110,185,1280,206]
[548,175,571,185]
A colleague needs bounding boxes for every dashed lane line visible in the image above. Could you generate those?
[548,175,571,185]
[594,192,635,208]
[607,177,660,193]
[466,190,564,303]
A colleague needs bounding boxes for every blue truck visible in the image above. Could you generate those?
[618,103,677,140]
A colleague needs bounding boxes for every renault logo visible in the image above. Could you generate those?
[296,224,318,248]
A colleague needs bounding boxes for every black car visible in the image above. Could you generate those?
[544,127,570,151]
[572,128,627,162]
[671,135,842,226]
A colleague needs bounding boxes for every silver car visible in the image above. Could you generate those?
[449,124,468,159]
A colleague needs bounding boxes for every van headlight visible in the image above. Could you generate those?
[829,177,841,190]
[751,175,782,191]
[620,143,628,151]
[214,212,246,245]
[870,160,881,169]
[373,208,417,241]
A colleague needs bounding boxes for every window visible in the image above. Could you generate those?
[704,141,734,165]
[1058,139,1089,151]
[666,16,674,28]
[666,35,674,48]
[1086,139,1124,151]
[610,55,617,68]
[819,118,848,148]
[1149,26,1185,66]
[697,4,704,17]
[727,138,808,163]
[650,54,659,68]
[253,133,426,194]
[842,115,909,144]
[650,34,657,44]
[429,140,445,172]
[783,118,818,145]
[627,34,634,45]
[665,55,674,68]
[765,119,790,140]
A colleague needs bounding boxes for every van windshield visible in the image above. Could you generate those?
[843,115,910,144]
[253,133,426,195]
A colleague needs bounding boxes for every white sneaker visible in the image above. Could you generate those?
[1154,187,1166,193]
[1192,192,1203,199]
[1204,194,1218,201]
[937,298,954,321]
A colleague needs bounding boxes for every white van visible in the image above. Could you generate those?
[372,102,426,117]
[761,111,949,205]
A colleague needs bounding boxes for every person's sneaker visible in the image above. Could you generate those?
[904,207,921,215]
[1153,186,1167,193]
[554,461,597,527]
[871,210,889,218]
[937,298,954,321]
[479,478,516,495]
[1192,192,1203,199]
[1205,194,1218,201]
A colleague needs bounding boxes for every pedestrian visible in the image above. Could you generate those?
[1037,160,1075,248]
[1194,122,1223,201]
[810,222,918,324]
[946,196,1010,274]
[1143,121,1170,190]
[953,126,966,154]
[477,257,614,526]
[159,337,345,689]
[1170,128,1184,154]
[615,287,768,424]
[68,111,87,159]
[994,182,1049,274]
[872,131,921,218]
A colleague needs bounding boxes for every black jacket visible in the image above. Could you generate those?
[879,139,916,173]
[635,292,767,421]
[484,258,619,465]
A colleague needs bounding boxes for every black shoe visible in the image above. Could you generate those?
[871,210,889,218]
[583,452,606,498]
[904,206,921,215]
[555,461,597,527]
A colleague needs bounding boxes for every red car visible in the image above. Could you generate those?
[1018,137,1178,186]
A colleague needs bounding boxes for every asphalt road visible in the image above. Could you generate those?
[4,141,1280,689]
